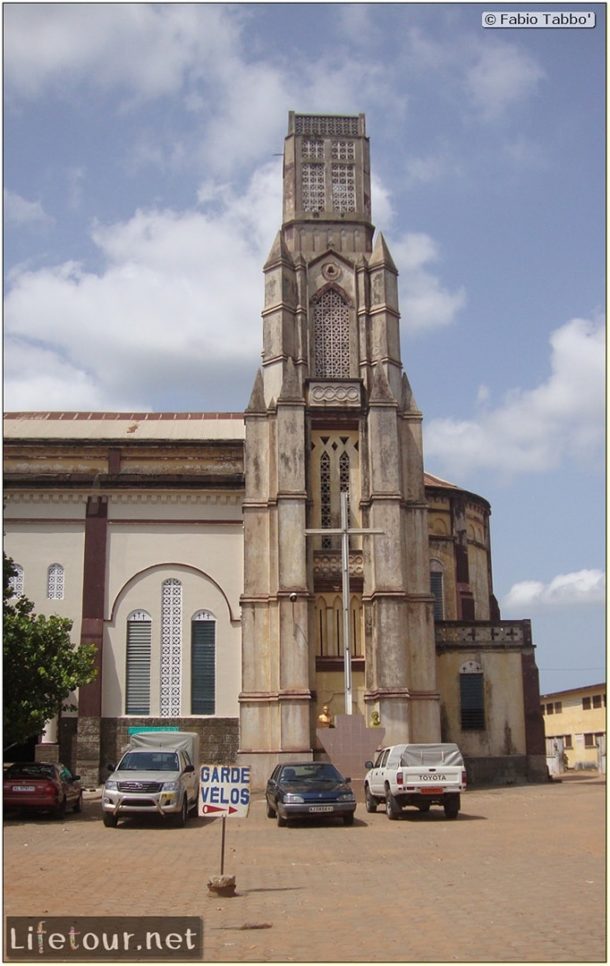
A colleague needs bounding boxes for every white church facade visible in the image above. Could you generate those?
[4,113,546,788]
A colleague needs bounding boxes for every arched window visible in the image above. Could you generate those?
[191,611,216,715]
[315,593,363,659]
[47,563,64,600]
[313,432,359,552]
[8,563,24,597]
[430,559,444,620]
[160,578,182,717]
[313,289,350,378]
[126,611,151,715]
[460,661,485,730]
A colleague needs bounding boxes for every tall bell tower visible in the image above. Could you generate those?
[239,112,440,786]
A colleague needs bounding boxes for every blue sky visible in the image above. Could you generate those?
[4,2,605,693]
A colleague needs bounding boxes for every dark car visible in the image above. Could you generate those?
[3,762,82,819]
[265,761,356,826]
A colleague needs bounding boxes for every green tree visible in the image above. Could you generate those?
[3,555,97,750]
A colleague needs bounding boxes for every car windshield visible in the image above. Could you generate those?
[280,764,343,785]
[118,752,179,772]
[5,763,55,779]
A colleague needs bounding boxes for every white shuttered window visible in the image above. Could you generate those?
[126,611,152,715]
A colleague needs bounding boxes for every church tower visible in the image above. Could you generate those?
[240,112,440,784]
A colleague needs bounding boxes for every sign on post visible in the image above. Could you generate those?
[199,765,250,818]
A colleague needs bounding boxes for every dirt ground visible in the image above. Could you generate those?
[3,774,606,963]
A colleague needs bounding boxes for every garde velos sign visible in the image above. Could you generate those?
[198,765,250,818]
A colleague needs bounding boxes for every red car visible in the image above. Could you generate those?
[3,762,82,819]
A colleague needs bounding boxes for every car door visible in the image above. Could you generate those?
[266,766,281,808]
[59,766,77,806]
[182,752,197,802]
[370,749,390,796]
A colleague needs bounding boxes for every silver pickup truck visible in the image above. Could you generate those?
[102,732,199,828]
[364,743,467,820]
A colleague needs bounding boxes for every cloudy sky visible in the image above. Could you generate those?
[4,2,605,694]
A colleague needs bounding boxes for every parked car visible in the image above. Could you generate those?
[265,761,356,826]
[364,743,466,820]
[102,733,199,828]
[3,762,82,819]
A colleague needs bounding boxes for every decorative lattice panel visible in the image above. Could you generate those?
[160,578,182,716]
[331,163,356,213]
[302,162,326,211]
[313,289,350,378]
[320,451,332,549]
[331,140,355,161]
[47,563,64,600]
[8,564,24,597]
[340,451,351,522]
[302,137,324,160]
[295,115,359,136]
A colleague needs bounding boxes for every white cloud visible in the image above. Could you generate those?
[4,4,243,102]
[4,190,53,228]
[465,41,545,120]
[4,4,406,183]
[503,570,605,611]
[425,315,605,477]
[390,233,466,332]
[404,149,462,187]
[4,161,282,412]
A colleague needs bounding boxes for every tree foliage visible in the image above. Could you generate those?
[3,555,97,750]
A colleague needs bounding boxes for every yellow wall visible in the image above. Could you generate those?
[541,685,606,769]
[438,650,527,757]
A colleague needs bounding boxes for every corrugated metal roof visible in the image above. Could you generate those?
[3,411,245,441]
[4,413,466,492]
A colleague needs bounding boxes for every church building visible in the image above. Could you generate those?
[3,113,546,788]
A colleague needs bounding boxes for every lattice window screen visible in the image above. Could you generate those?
[313,289,350,378]
[331,163,356,213]
[47,563,64,600]
[296,115,359,136]
[302,163,325,211]
[320,451,332,550]
[331,140,355,161]
[340,451,351,522]
[8,564,24,597]
[160,578,182,716]
[302,138,324,160]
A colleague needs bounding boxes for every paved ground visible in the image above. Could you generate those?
[3,775,606,963]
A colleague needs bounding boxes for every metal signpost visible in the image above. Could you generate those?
[199,765,250,882]
[305,491,383,714]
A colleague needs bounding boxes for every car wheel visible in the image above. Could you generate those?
[343,812,354,826]
[73,793,83,814]
[176,796,189,827]
[364,785,378,813]
[444,796,460,820]
[103,811,118,828]
[276,810,287,827]
[266,801,276,818]
[54,797,67,820]
[385,786,401,821]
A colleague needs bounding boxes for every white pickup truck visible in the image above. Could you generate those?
[364,743,466,820]
[102,731,199,828]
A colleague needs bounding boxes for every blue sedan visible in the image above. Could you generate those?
[266,761,356,826]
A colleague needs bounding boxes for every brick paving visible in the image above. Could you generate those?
[3,776,606,963]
